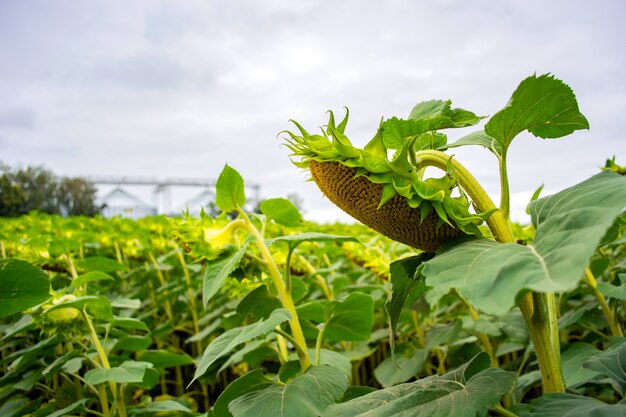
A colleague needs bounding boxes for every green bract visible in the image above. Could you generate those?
[283,103,490,236]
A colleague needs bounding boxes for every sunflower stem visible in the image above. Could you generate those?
[413,149,564,394]
[238,210,311,370]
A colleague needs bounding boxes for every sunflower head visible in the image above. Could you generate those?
[283,104,491,252]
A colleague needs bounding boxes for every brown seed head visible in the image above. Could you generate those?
[310,160,462,252]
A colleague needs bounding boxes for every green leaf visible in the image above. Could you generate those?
[112,316,150,332]
[381,100,482,150]
[112,335,152,352]
[561,343,601,387]
[584,339,626,394]
[190,309,291,385]
[425,320,463,350]
[386,255,430,343]
[310,348,353,380]
[267,232,358,251]
[374,344,428,387]
[260,198,302,227]
[203,239,251,308]
[324,292,374,342]
[213,370,275,417]
[296,301,326,323]
[408,100,483,128]
[236,285,282,320]
[85,361,158,388]
[62,357,84,374]
[446,130,503,157]
[323,367,515,417]
[0,259,50,318]
[46,399,88,417]
[485,73,589,150]
[71,271,115,288]
[216,164,246,212]
[424,171,626,315]
[75,256,125,273]
[111,297,141,309]
[516,394,626,417]
[228,365,348,417]
[45,295,113,320]
[128,400,194,415]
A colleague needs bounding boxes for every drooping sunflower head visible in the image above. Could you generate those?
[283,102,493,252]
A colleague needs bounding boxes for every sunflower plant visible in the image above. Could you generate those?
[282,73,626,402]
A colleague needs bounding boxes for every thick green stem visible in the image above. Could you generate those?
[585,268,622,336]
[414,149,565,393]
[238,211,311,370]
[519,293,565,393]
[413,150,511,243]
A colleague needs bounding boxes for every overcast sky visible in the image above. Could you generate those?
[1,0,624,222]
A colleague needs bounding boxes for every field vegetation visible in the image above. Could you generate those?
[1,73,625,416]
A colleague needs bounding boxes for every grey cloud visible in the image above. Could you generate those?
[1,0,625,221]
[0,107,37,129]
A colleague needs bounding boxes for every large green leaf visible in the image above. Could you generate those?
[228,365,348,417]
[323,359,514,417]
[560,343,601,387]
[374,344,428,387]
[85,361,158,388]
[485,73,589,150]
[190,308,291,385]
[216,164,246,212]
[515,394,626,417]
[583,338,626,394]
[212,370,275,417]
[424,171,626,315]
[236,284,282,320]
[0,259,50,318]
[324,292,374,342]
[203,239,251,308]
[260,198,302,227]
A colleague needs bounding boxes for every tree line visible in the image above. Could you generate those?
[0,162,100,217]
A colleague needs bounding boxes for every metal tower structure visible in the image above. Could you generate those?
[87,176,261,215]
